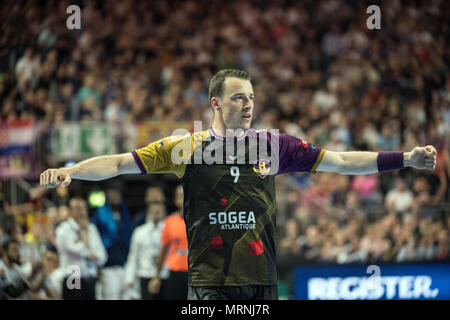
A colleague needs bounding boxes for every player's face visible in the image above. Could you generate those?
[218,78,254,131]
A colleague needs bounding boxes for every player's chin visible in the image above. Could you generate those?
[239,118,252,128]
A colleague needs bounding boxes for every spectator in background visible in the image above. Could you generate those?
[423,123,449,205]
[434,229,449,261]
[133,186,166,228]
[343,191,365,216]
[39,244,64,299]
[148,185,188,300]
[91,185,133,300]
[351,173,382,206]
[416,234,436,261]
[294,173,332,219]
[377,122,401,151]
[27,243,65,300]
[0,240,30,299]
[76,74,101,109]
[124,201,169,300]
[411,175,433,214]
[337,237,368,264]
[55,197,107,300]
[15,48,40,93]
[300,226,322,262]
[25,220,47,260]
[279,219,301,256]
[385,178,414,213]
[44,205,69,246]
[396,234,418,262]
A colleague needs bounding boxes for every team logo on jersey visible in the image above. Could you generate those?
[159,135,186,147]
[299,138,316,150]
[209,211,256,230]
[253,159,271,178]
[299,139,309,148]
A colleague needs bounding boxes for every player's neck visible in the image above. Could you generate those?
[211,122,247,139]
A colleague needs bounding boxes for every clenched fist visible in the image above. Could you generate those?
[404,145,437,170]
[40,168,72,188]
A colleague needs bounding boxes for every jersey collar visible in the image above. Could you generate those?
[209,127,248,141]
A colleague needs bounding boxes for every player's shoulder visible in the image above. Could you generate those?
[247,128,271,138]
[192,129,211,139]
[247,128,283,145]
[163,130,210,144]
[157,133,189,147]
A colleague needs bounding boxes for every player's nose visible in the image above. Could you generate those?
[242,99,252,111]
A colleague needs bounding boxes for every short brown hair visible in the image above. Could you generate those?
[208,69,250,104]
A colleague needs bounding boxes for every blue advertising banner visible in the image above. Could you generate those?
[294,263,450,300]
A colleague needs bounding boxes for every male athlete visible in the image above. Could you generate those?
[40,69,437,300]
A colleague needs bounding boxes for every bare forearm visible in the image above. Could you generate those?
[317,146,435,175]
[66,153,139,180]
[339,151,378,175]
[41,152,139,188]
[340,151,410,175]
[64,155,121,180]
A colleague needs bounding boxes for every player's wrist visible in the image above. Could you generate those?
[59,166,74,177]
[403,152,412,167]
[377,151,405,172]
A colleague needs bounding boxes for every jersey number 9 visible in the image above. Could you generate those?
[230,166,239,183]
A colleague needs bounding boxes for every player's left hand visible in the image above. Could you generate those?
[405,145,437,170]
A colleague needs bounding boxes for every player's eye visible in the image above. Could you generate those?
[232,96,254,101]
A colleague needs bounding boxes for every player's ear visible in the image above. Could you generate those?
[211,97,221,111]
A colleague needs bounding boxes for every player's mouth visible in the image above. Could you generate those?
[241,114,252,120]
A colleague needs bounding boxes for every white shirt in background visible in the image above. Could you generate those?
[44,268,66,299]
[0,259,30,300]
[55,218,107,279]
[124,219,169,285]
[385,189,414,212]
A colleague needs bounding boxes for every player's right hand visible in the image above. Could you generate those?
[40,168,72,188]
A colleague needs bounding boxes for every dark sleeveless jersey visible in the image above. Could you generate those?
[132,128,325,286]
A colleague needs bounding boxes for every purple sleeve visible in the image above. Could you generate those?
[276,134,324,175]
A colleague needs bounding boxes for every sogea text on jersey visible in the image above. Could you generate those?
[209,211,256,225]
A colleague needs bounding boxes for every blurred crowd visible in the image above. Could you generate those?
[1,183,187,300]
[1,0,450,299]
[278,174,449,265]
[1,0,449,152]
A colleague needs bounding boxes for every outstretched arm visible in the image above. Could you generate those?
[316,146,437,175]
[40,153,140,188]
